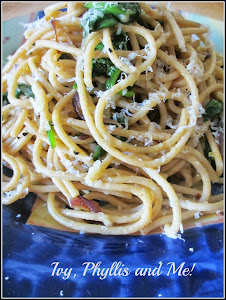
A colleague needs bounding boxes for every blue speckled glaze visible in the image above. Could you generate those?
[3,9,224,298]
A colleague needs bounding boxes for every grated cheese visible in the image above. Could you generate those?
[194,211,203,219]
[186,51,204,82]
[119,56,136,72]
[94,90,105,98]
[20,17,48,32]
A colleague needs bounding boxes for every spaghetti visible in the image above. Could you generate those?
[2,2,224,238]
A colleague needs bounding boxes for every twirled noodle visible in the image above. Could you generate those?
[2,2,224,238]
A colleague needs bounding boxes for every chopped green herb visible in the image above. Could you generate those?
[81,3,141,37]
[15,83,34,98]
[92,144,106,161]
[118,89,135,97]
[97,13,119,29]
[203,99,223,121]
[81,9,118,37]
[73,82,78,90]
[105,66,121,89]
[47,121,56,149]
[95,42,104,51]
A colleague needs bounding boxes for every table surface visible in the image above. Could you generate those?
[2,1,224,21]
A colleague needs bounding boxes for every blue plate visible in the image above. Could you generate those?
[2,195,224,297]
[2,9,224,298]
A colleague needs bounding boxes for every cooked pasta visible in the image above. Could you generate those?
[2,2,224,238]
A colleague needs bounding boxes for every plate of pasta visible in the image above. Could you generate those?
[2,2,224,298]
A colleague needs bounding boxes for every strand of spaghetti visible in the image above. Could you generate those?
[206,130,223,177]
[42,49,76,79]
[102,25,157,74]
[143,168,181,238]
[27,57,63,101]
[52,149,80,198]
[47,183,152,234]
[142,210,196,235]
[199,83,224,104]
[52,89,92,165]
[35,40,84,56]
[85,154,114,184]
[10,108,29,138]
[33,137,86,181]
[179,167,193,187]
[6,133,33,156]
[84,33,102,88]
[7,60,33,108]
[101,173,162,220]
[85,192,130,209]
[25,75,50,135]
[163,8,186,52]
[183,146,219,182]
[2,155,30,204]
[2,152,21,193]
[180,199,223,211]
[49,71,72,94]
[176,153,211,202]
[202,44,216,81]
[61,208,141,225]
[165,159,187,177]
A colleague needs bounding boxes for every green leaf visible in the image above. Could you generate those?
[15,83,34,98]
[95,42,104,51]
[73,82,78,90]
[97,14,118,29]
[105,67,121,89]
[203,99,223,121]
[92,144,106,161]
[118,89,135,97]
